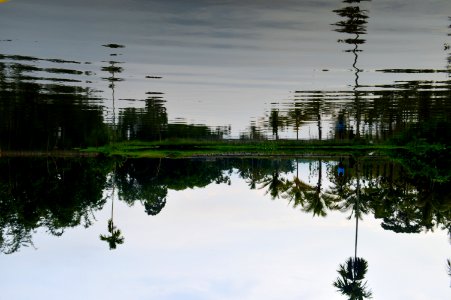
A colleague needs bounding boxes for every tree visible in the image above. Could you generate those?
[0,157,111,254]
[283,175,315,208]
[100,165,124,250]
[333,156,372,299]
[259,170,287,199]
[333,257,372,300]
[100,219,124,250]
[302,159,335,216]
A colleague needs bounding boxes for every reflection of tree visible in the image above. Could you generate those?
[333,0,370,140]
[102,44,125,139]
[118,96,167,142]
[139,96,168,141]
[287,103,307,140]
[0,55,108,150]
[304,93,325,140]
[268,109,285,140]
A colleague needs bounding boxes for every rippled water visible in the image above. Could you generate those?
[1,0,450,140]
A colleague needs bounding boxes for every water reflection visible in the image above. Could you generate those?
[0,31,450,145]
[249,2,450,142]
[0,54,108,150]
[334,0,370,142]
[0,51,229,150]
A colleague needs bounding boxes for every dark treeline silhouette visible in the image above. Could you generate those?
[242,0,450,144]
[1,43,449,146]
[117,102,228,141]
[0,157,112,254]
[0,56,109,150]
[0,50,228,151]
[246,68,451,143]
[1,154,449,254]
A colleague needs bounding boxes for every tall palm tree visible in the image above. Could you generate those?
[333,158,372,299]
[301,159,335,217]
[333,257,372,300]
[282,163,315,208]
[259,170,287,199]
[100,172,124,250]
[100,219,124,250]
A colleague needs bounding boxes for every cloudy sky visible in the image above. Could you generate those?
[0,167,449,300]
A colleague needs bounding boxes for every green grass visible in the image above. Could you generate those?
[80,139,414,158]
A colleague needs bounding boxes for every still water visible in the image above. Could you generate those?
[0,0,451,299]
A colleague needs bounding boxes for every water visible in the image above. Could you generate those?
[0,0,450,299]
[1,0,450,141]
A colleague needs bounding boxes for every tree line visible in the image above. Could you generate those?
[0,154,449,254]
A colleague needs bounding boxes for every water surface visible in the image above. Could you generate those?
[1,0,450,140]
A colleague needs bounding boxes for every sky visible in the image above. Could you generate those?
[0,168,449,300]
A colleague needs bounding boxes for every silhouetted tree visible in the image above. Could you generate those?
[100,219,124,250]
[333,257,372,300]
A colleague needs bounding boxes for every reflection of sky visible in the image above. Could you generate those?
[1,0,450,136]
[0,168,449,299]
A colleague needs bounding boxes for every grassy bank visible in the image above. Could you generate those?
[80,139,413,158]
